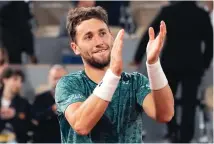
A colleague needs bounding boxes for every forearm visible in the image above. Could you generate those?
[67,69,120,135]
[146,58,174,122]
[151,85,174,121]
[71,94,109,135]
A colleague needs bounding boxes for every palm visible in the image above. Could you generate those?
[146,21,167,63]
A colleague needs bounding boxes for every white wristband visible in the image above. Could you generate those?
[93,69,121,101]
[146,58,168,90]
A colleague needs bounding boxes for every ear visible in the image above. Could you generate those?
[70,42,81,55]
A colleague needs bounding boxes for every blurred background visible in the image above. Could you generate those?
[0,0,212,143]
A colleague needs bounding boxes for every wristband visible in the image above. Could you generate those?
[93,69,121,101]
[146,58,168,90]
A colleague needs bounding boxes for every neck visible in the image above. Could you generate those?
[84,63,109,84]
[2,88,13,101]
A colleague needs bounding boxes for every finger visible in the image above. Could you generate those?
[149,27,155,40]
[118,29,124,51]
[119,29,125,41]
[160,21,164,37]
[158,21,165,44]
[115,29,124,41]
[113,29,124,52]
[161,20,167,36]
[115,37,123,55]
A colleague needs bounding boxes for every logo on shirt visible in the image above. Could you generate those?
[98,81,103,87]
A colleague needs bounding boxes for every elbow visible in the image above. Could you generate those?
[73,122,91,136]
[157,109,174,123]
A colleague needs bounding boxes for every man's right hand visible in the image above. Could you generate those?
[110,29,125,76]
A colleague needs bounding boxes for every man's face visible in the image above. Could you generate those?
[49,68,67,90]
[72,18,113,69]
[4,76,23,95]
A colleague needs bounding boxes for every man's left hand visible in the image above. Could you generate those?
[146,21,167,64]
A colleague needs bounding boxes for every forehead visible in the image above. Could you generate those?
[76,18,108,36]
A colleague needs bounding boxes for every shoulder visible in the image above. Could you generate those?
[56,71,84,88]
[55,71,85,100]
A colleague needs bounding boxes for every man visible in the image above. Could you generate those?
[0,67,31,143]
[0,1,37,64]
[32,65,67,143]
[55,6,174,143]
[131,1,213,142]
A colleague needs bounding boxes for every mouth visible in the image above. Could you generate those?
[94,48,108,54]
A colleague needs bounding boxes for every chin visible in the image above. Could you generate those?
[96,54,110,62]
[90,60,110,69]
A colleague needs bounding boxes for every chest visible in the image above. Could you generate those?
[84,80,140,126]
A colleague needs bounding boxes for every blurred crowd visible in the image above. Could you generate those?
[0,0,212,143]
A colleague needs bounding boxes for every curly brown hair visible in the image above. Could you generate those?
[66,6,109,42]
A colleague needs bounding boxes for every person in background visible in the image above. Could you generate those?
[32,65,67,143]
[0,67,32,143]
[0,1,37,64]
[131,1,213,142]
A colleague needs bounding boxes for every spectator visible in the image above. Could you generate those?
[131,1,213,142]
[0,67,32,143]
[32,65,67,143]
[0,1,37,64]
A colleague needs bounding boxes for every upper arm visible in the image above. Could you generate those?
[55,77,86,117]
[134,73,156,120]
[135,73,151,107]
[142,93,156,120]
[65,102,82,126]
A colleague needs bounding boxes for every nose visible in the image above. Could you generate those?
[94,35,104,47]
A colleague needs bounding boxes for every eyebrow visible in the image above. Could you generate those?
[84,28,107,36]
[84,31,92,37]
[98,28,106,32]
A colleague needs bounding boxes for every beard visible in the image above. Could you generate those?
[83,52,110,69]
[80,45,111,69]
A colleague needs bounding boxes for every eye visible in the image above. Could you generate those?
[84,34,93,40]
[100,31,106,37]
